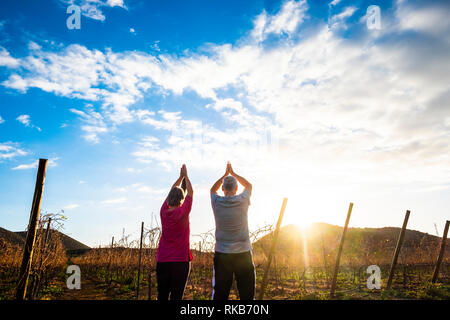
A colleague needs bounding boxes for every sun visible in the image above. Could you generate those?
[284,208,315,229]
[254,174,349,233]
[278,186,321,229]
[265,175,350,231]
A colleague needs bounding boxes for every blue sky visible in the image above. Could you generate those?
[1,0,449,247]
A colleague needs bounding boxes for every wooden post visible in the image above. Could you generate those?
[31,218,52,300]
[136,221,144,299]
[386,210,410,289]
[258,198,288,300]
[44,218,52,245]
[432,220,449,283]
[330,202,353,297]
[107,236,114,284]
[15,159,48,300]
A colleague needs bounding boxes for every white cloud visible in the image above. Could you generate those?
[1,0,450,190]
[3,44,108,100]
[0,46,19,68]
[396,2,450,38]
[127,1,450,187]
[106,0,125,8]
[132,112,278,172]
[0,143,27,159]
[16,114,41,131]
[12,157,59,170]
[150,41,160,52]
[136,110,181,131]
[70,106,108,143]
[251,0,308,42]
[2,74,28,91]
[0,115,4,124]
[116,183,166,195]
[60,0,127,22]
[329,0,342,6]
[28,41,42,51]
[328,6,357,30]
[16,114,31,126]
[101,197,127,204]
[12,162,37,170]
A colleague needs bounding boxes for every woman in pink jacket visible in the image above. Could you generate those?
[156,164,193,300]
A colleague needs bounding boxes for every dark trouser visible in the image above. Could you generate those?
[212,251,255,300]
[156,261,191,300]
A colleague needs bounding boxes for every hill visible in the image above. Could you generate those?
[0,227,26,247]
[252,223,448,266]
[0,227,90,252]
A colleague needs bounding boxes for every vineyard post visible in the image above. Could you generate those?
[136,221,144,299]
[258,198,288,300]
[44,218,52,245]
[432,220,449,283]
[107,236,114,284]
[386,210,410,289]
[147,233,152,300]
[330,202,353,297]
[31,218,52,299]
[15,158,48,300]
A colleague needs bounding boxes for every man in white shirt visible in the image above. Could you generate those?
[210,162,255,300]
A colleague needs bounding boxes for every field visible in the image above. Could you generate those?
[1,215,449,300]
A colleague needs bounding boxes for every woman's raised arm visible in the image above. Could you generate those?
[181,164,193,197]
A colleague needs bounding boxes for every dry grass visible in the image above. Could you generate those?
[0,213,68,300]
[1,220,448,300]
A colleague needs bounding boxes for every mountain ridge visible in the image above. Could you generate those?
[0,227,90,251]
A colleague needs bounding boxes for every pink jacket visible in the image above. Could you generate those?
[156,195,193,262]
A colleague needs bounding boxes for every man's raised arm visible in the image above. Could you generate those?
[210,164,231,196]
[210,174,226,196]
[229,164,252,196]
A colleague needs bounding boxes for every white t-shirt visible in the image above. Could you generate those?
[211,189,251,253]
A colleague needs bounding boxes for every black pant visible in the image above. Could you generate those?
[212,251,255,300]
[156,261,191,300]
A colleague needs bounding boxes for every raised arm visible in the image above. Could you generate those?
[168,164,185,198]
[171,175,183,190]
[181,177,187,193]
[210,173,227,196]
[210,164,230,196]
[181,164,194,197]
[229,163,252,195]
